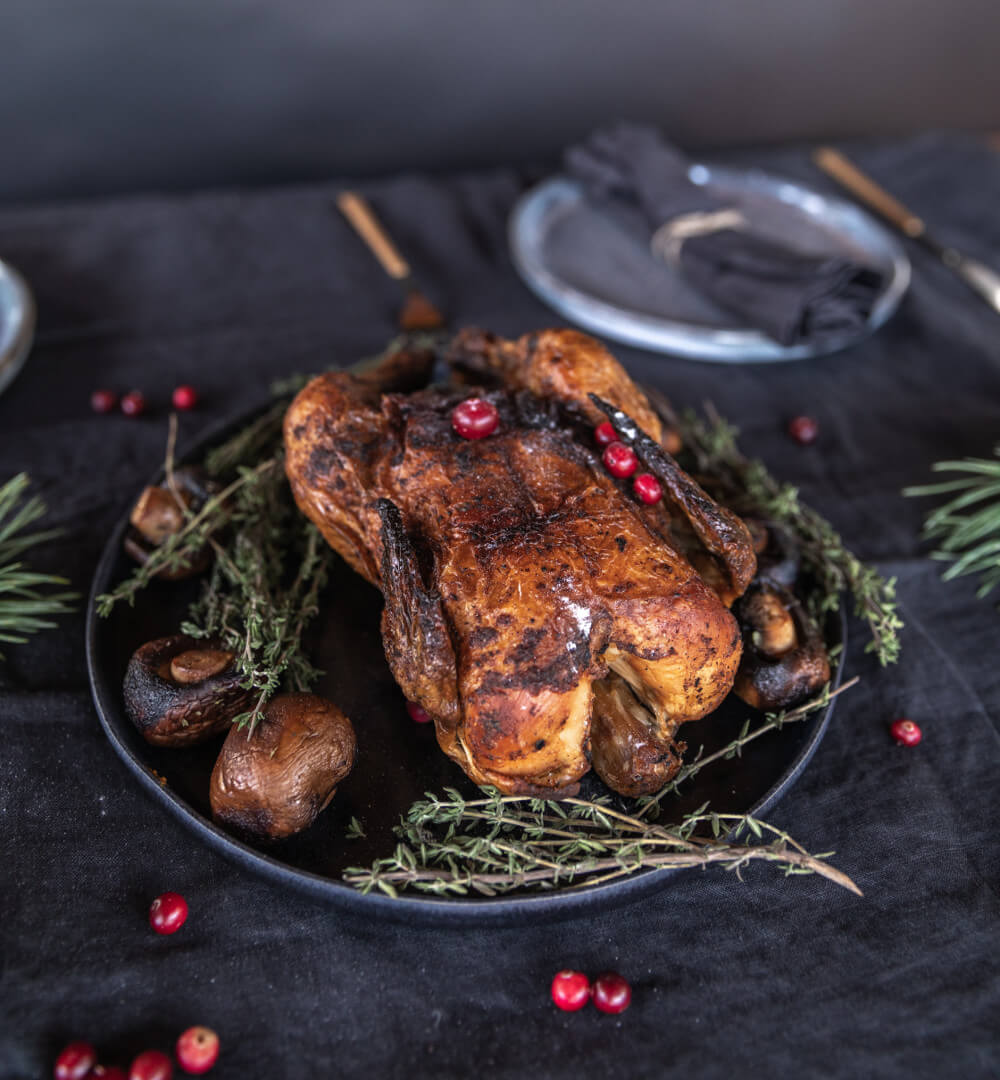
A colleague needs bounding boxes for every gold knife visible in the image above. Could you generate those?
[814,146,1000,315]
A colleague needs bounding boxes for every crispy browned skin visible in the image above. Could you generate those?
[447,328,682,453]
[284,330,752,797]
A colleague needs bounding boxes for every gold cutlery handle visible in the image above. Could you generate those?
[336,191,410,280]
[813,147,925,238]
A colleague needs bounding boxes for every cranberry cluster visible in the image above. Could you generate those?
[551,969,632,1014]
[90,386,199,418]
[594,422,662,506]
[54,1027,218,1078]
[53,894,218,1077]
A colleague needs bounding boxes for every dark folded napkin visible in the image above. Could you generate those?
[565,124,883,346]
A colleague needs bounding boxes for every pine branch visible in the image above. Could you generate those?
[905,445,1000,600]
[0,474,77,655]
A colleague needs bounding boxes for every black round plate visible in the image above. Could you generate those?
[86,406,846,926]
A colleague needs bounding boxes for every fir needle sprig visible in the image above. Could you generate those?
[904,444,1000,600]
[343,789,861,898]
[0,473,77,656]
[677,405,903,665]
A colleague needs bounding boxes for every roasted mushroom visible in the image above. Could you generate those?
[124,467,216,580]
[123,634,253,746]
[209,693,356,840]
[733,583,831,711]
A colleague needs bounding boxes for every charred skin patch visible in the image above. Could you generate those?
[284,330,749,797]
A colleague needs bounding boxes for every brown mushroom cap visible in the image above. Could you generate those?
[123,467,216,581]
[123,634,253,746]
[733,584,831,711]
[209,693,356,840]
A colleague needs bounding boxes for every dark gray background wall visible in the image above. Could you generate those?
[2,0,999,203]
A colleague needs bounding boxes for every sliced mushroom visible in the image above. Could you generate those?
[123,467,216,580]
[123,634,253,746]
[733,583,831,711]
[209,693,356,840]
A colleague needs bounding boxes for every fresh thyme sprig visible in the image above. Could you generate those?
[98,410,329,730]
[0,473,77,657]
[343,788,861,898]
[904,445,1000,600]
[678,405,903,665]
[96,336,430,730]
[635,676,859,820]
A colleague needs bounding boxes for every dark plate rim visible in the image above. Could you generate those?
[85,403,847,927]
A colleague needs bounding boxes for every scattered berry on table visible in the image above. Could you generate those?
[550,970,591,1011]
[172,385,198,411]
[593,971,632,1014]
[175,1027,219,1075]
[90,389,119,414]
[594,421,617,447]
[406,701,432,724]
[54,1042,96,1080]
[149,891,188,935]
[451,398,499,440]
[120,391,147,418]
[602,442,638,479]
[633,473,663,505]
[787,415,819,445]
[890,718,922,747]
[128,1050,173,1080]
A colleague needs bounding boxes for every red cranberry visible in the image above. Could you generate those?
[787,415,819,445]
[120,391,147,418]
[550,970,591,1011]
[129,1051,172,1080]
[176,1027,219,1075]
[593,971,632,1014]
[90,389,118,414]
[406,701,432,724]
[890,718,922,747]
[602,441,638,479]
[633,473,663,505]
[92,1068,127,1079]
[54,1042,96,1080]
[451,397,499,440]
[594,421,617,447]
[149,892,188,935]
[172,385,198,411]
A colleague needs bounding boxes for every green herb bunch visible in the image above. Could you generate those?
[0,473,77,657]
[344,786,860,898]
[904,444,1000,600]
[96,405,328,731]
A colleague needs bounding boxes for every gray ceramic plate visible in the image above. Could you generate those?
[0,258,35,396]
[509,167,910,363]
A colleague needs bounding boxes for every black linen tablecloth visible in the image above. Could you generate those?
[1,134,998,1079]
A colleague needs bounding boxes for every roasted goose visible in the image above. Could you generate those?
[284,329,757,797]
